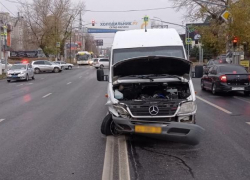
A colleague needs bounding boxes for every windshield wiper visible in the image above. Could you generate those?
[149,74,182,80]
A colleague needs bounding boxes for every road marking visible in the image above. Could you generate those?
[67,82,72,85]
[234,96,250,104]
[196,96,232,114]
[16,84,24,87]
[28,83,33,85]
[246,122,250,125]
[0,119,5,123]
[102,136,115,180]
[42,93,52,98]
[118,136,130,180]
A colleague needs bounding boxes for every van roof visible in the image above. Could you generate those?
[112,29,183,49]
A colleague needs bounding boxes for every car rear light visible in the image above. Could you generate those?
[220,75,227,83]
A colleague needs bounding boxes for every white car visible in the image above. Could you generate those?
[31,60,62,73]
[93,58,109,69]
[53,61,74,70]
[0,59,12,71]
[6,63,35,82]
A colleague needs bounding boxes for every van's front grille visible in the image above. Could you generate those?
[128,102,178,117]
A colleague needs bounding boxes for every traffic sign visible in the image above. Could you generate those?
[240,60,249,68]
[186,38,192,44]
[221,10,231,22]
[144,16,149,22]
[56,42,60,48]
[94,39,103,46]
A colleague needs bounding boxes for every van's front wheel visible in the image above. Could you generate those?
[101,114,115,135]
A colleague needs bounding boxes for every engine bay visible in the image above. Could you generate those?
[113,82,191,101]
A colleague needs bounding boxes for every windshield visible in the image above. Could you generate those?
[10,64,26,70]
[219,66,247,74]
[76,54,89,61]
[113,46,184,64]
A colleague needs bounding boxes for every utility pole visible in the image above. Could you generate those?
[0,24,2,61]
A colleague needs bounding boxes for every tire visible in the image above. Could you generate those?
[54,67,60,73]
[26,74,29,81]
[100,65,104,69]
[101,114,115,136]
[201,80,205,90]
[244,91,250,96]
[212,84,217,95]
[7,80,10,83]
[95,67,98,69]
[35,68,40,74]
[68,66,72,70]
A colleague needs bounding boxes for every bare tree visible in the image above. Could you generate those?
[20,0,85,57]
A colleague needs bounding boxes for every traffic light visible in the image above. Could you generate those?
[232,36,238,48]
[92,20,95,26]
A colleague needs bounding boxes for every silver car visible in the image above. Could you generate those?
[31,60,62,74]
[93,58,110,69]
[53,61,74,70]
[7,63,35,82]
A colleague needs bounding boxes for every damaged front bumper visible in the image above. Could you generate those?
[113,116,204,145]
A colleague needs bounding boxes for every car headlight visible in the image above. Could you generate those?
[113,104,130,118]
[178,102,196,114]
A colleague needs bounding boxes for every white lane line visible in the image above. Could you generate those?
[234,96,250,104]
[16,84,24,87]
[246,122,250,125]
[196,96,232,114]
[42,93,52,98]
[0,119,5,123]
[67,82,72,85]
[118,136,130,180]
[102,136,115,180]
[28,83,33,85]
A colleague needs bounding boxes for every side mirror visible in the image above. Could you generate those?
[97,69,108,81]
[194,65,203,78]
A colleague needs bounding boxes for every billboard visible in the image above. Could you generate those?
[10,51,38,58]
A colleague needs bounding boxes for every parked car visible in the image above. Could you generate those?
[201,64,250,95]
[97,29,204,145]
[6,63,34,82]
[0,59,12,70]
[93,58,109,69]
[203,59,228,74]
[53,61,74,70]
[31,60,62,74]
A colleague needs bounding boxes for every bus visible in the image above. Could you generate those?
[76,51,92,65]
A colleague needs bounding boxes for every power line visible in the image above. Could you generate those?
[4,0,179,13]
[0,2,16,16]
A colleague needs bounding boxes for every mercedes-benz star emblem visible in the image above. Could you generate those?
[149,105,159,116]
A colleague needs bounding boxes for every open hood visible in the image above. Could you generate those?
[113,56,191,77]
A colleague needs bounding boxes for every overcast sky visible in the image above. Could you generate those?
[1,0,188,47]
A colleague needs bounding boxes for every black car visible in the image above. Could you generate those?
[203,59,228,74]
[201,64,250,95]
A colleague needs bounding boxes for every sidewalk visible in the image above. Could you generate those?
[0,74,6,80]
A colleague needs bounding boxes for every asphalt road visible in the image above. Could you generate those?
[1,67,250,180]
[128,78,250,180]
[0,66,108,180]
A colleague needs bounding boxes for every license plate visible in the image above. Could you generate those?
[12,75,17,78]
[232,87,244,91]
[135,125,162,134]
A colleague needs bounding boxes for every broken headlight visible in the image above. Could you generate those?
[113,104,130,118]
[178,102,196,115]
